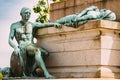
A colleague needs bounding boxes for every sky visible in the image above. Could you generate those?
[0,0,38,68]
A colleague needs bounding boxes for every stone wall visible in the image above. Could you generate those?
[35,0,120,78]
[50,0,120,22]
[36,20,120,78]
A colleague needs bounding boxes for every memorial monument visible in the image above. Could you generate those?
[1,0,120,80]
[35,0,120,79]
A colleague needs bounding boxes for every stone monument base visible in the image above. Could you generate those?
[36,20,120,79]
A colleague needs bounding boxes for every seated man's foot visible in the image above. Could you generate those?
[22,73,27,78]
[30,73,34,77]
[45,74,56,79]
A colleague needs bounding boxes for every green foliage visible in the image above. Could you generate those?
[33,0,65,23]
[53,0,65,2]
[33,0,49,23]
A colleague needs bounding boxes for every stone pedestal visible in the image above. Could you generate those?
[35,20,120,79]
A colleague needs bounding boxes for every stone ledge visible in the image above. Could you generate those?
[2,78,120,80]
[36,20,120,37]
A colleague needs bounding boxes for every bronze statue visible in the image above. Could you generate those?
[56,6,116,28]
[9,7,61,78]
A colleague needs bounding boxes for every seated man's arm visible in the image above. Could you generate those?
[9,24,20,56]
[9,24,17,49]
[34,22,61,29]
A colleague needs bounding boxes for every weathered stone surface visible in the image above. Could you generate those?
[36,20,120,78]
[50,9,65,23]
[66,0,75,8]
[45,50,101,66]
[50,1,65,11]
[3,78,120,80]
[50,0,120,22]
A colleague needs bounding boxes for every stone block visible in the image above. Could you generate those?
[47,66,99,78]
[66,0,75,8]
[50,0,120,21]
[45,50,101,67]
[37,29,101,52]
[74,5,89,13]
[50,1,65,11]
[50,9,65,22]
[65,7,75,16]
[101,49,120,66]
[96,66,120,78]
[36,20,120,78]
[87,0,94,4]
[74,0,85,6]
[101,36,120,49]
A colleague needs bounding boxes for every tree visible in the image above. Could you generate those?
[33,0,49,23]
[33,0,65,23]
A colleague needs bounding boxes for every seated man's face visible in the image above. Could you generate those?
[21,10,31,21]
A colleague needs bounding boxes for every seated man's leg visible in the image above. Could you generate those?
[18,48,27,77]
[26,45,55,78]
[40,48,49,58]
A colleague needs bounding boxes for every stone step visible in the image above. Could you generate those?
[2,78,120,80]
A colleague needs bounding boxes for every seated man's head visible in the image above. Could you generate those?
[20,7,31,21]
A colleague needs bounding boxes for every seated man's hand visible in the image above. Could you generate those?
[54,23,62,28]
[14,47,20,56]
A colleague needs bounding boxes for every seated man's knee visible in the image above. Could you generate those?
[40,48,49,57]
[26,46,41,56]
[33,48,40,53]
